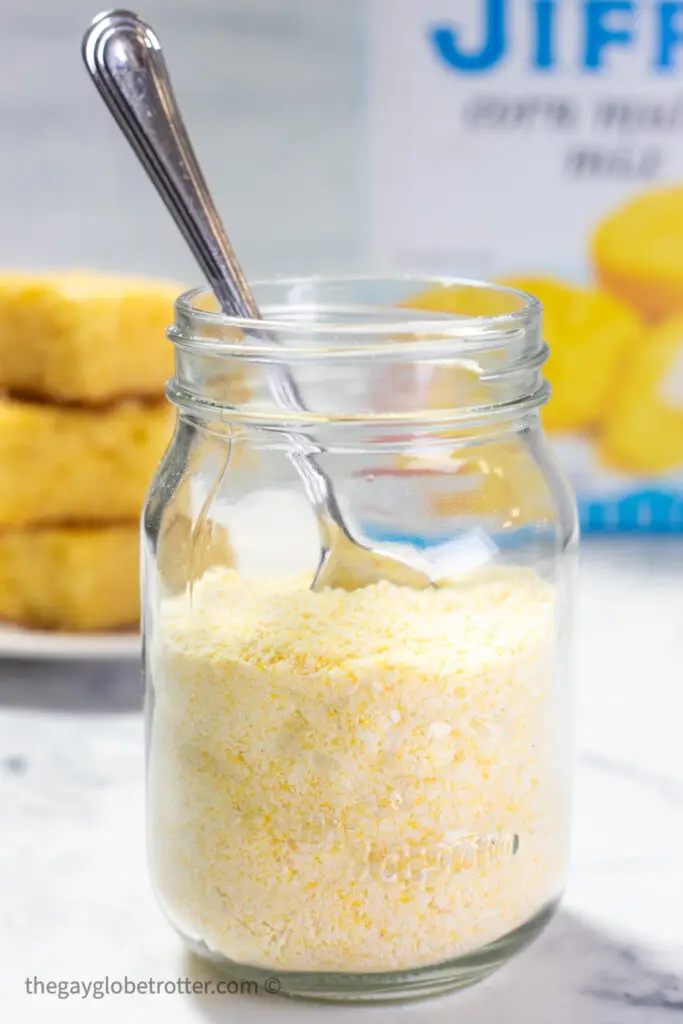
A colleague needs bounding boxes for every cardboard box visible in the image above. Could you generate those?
[369,0,683,531]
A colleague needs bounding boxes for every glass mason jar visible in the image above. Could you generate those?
[143,277,578,1002]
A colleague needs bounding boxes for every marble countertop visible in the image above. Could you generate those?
[1,536,682,1022]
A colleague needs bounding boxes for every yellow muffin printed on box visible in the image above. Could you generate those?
[394,437,557,526]
[501,277,642,433]
[0,270,182,402]
[593,186,683,323]
[398,282,529,419]
[0,397,174,527]
[599,313,683,474]
[402,277,642,434]
[400,281,528,319]
[0,524,140,631]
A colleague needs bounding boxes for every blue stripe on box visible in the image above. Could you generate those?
[362,525,548,550]
[580,492,683,534]
[364,491,683,544]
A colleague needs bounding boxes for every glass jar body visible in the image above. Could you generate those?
[143,278,578,1001]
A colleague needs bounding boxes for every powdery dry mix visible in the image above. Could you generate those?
[148,567,567,973]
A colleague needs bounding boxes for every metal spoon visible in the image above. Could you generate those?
[82,9,432,591]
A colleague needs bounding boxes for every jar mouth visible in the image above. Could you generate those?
[169,276,548,426]
[171,275,541,359]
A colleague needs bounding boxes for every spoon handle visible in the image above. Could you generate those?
[82,8,310,417]
[82,9,346,536]
[82,8,257,320]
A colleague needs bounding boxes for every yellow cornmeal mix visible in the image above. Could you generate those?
[148,567,566,972]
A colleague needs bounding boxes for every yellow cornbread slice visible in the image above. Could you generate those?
[0,270,181,402]
[500,277,642,432]
[593,186,683,321]
[0,524,139,630]
[156,510,235,594]
[600,313,683,473]
[0,398,174,527]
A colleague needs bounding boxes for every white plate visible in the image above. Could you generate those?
[0,623,140,660]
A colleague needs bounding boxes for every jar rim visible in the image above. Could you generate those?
[172,275,541,358]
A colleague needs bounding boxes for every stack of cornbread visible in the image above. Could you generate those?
[0,270,180,632]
